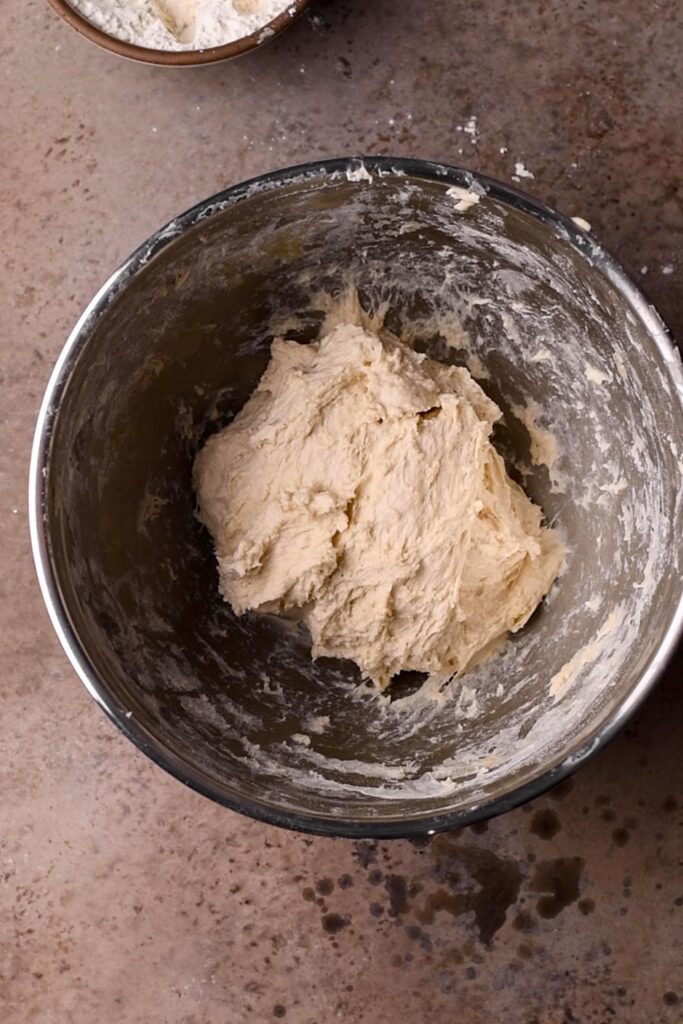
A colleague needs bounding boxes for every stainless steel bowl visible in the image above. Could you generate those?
[30,157,683,837]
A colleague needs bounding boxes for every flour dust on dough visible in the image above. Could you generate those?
[194,323,564,688]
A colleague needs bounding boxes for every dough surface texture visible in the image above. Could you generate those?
[194,323,564,687]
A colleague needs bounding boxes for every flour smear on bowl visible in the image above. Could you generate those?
[69,0,296,50]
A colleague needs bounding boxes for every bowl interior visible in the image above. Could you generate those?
[42,165,683,832]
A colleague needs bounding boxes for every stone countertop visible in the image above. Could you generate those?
[2,1,681,1021]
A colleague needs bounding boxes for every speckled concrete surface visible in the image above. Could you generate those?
[2,1,682,1022]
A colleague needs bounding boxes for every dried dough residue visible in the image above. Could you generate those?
[511,400,566,492]
[549,609,624,697]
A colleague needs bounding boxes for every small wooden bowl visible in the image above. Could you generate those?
[46,0,312,66]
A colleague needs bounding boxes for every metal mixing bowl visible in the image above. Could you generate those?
[30,157,683,837]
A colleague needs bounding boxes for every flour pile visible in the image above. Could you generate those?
[69,0,294,51]
[194,323,564,688]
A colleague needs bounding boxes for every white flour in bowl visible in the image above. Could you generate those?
[69,0,296,51]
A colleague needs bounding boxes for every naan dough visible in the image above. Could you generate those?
[194,323,563,687]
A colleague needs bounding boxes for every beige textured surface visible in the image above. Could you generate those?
[1,1,682,1022]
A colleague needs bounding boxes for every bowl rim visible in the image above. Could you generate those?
[46,0,312,66]
[29,155,683,838]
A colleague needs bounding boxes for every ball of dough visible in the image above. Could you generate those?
[194,323,563,688]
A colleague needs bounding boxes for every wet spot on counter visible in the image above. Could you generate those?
[512,910,537,933]
[436,969,458,996]
[530,857,584,918]
[663,991,679,1006]
[549,777,575,801]
[462,938,485,964]
[385,874,408,918]
[352,841,378,868]
[368,868,383,886]
[301,887,315,902]
[338,873,353,889]
[273,1005,286,1018]
[416,889,458,926]
[322,912,349,934]
[530,808,561,840]
[578,898,596,915]
[463,849,522,944]
[316,878,334,896]
[369,902,383,918]
[420,842,522,944]
[612,827,630,847]
[405,923,432,952]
